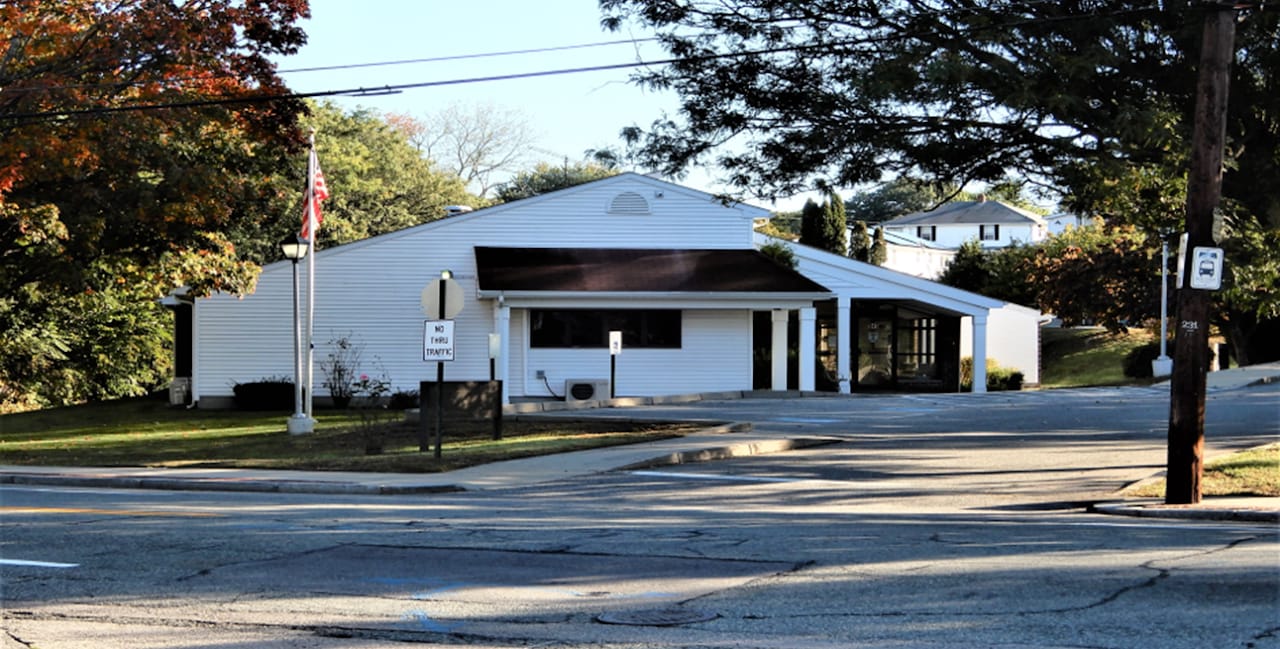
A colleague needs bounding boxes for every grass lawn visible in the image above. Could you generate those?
[1040,327,1155,388]
[1124,444,1280,498]
[0,397,697,473]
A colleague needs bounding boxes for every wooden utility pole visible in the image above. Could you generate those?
[1166,3,1237,505]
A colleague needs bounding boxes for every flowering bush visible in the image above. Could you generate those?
[352,372,391,403]
[320,333,363,407]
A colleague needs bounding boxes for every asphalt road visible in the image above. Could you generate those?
[3,384,1278,648]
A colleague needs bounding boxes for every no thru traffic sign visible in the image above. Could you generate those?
[423,320,455,361]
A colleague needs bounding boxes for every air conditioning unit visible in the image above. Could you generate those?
[564,379,610,403]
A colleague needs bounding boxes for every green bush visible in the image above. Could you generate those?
[1123,341,1163,378]
[960,357,1024,392]
[388,390,419,410]
[232,378,295,411]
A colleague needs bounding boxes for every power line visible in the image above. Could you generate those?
[0,4,1169,123]
[275,37,665,75]
[0,36,665,98]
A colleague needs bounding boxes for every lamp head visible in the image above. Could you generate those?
[279,234,309,261]
[440,269,453,280]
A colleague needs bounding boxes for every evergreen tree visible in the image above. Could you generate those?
[821,190,848,256]
[798,199,824,249]
[869,226,888,266]
[849,220,872,262]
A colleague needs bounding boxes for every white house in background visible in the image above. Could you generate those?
[178,173,1039,407]
[882,198,1049,249]
[878,229,956,280]
[1045,211,1090,235]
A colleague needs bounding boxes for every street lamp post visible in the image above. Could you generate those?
[280,234,314,435]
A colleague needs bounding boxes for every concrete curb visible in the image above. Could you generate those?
[1090,501,1280,523]
[617,436,845,471]
[0,472,464,496]
[503,389,843,414]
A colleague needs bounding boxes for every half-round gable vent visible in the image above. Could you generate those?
[608,191,651,215]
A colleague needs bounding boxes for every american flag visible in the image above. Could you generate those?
[300,147,329,241]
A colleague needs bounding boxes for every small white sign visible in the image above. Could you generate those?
[609,330,622,356]
[1189,246,1224,290]
[423,320,455,362]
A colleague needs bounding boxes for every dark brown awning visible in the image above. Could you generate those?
[474,247,830,294]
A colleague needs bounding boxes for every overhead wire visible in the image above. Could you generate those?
[0,3,1185,123]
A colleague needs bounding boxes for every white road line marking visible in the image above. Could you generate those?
[1,559,79,568]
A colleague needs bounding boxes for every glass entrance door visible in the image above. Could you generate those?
[857,315,894,387]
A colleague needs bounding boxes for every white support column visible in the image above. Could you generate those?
[971,314,988,394]
[771,309,789,391]
[837,299,851,394]
[495,303,511,405]
[798,307,816,392]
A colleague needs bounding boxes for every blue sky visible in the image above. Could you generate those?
[273,0,785,206]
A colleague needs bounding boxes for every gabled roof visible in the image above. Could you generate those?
[884,200,1048,227]
[258,172,772,275]
[475,247,830,294]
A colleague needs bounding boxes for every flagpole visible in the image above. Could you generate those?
[305,128,317,419]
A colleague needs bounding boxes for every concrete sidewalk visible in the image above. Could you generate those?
[0,423,841,495]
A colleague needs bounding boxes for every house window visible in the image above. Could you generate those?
[980,224,1000,241]
[916,226,936,241]
[530,309,681,348]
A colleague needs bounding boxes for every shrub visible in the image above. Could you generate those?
[1123,341,1163,378]
[388,390,419,410]
[960,357,1024,392]
[232,378,295,411]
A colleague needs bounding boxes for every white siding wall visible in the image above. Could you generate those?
[883,245,956,280]
[518,310,753,398]
[194,177,764,401]
[959,305,1042,385]
[888,223,1042,249]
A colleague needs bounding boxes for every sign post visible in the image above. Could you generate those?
[609,330,622,399]
[488,333,502,440]
[421,271,462,457]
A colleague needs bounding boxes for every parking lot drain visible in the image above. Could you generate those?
[596,608,719,627]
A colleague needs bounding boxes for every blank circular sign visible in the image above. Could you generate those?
[421,278,464,319]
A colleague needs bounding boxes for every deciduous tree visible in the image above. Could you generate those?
[0,0,309,410]
[495,161,619,202]
[1027,225,1156,332]
[388,102,536,197]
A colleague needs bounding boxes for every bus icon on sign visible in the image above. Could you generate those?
[1189,247,1223,290]
[1198,258,1215,278]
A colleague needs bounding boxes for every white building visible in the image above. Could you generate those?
[879,229,956,280]
[178,174,1039,407]
[882,198,1049,249]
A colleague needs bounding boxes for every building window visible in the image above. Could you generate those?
[530,309,681,348]
[980,224,1000,241]
[917,226,936,241]
[895,316,939,383]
